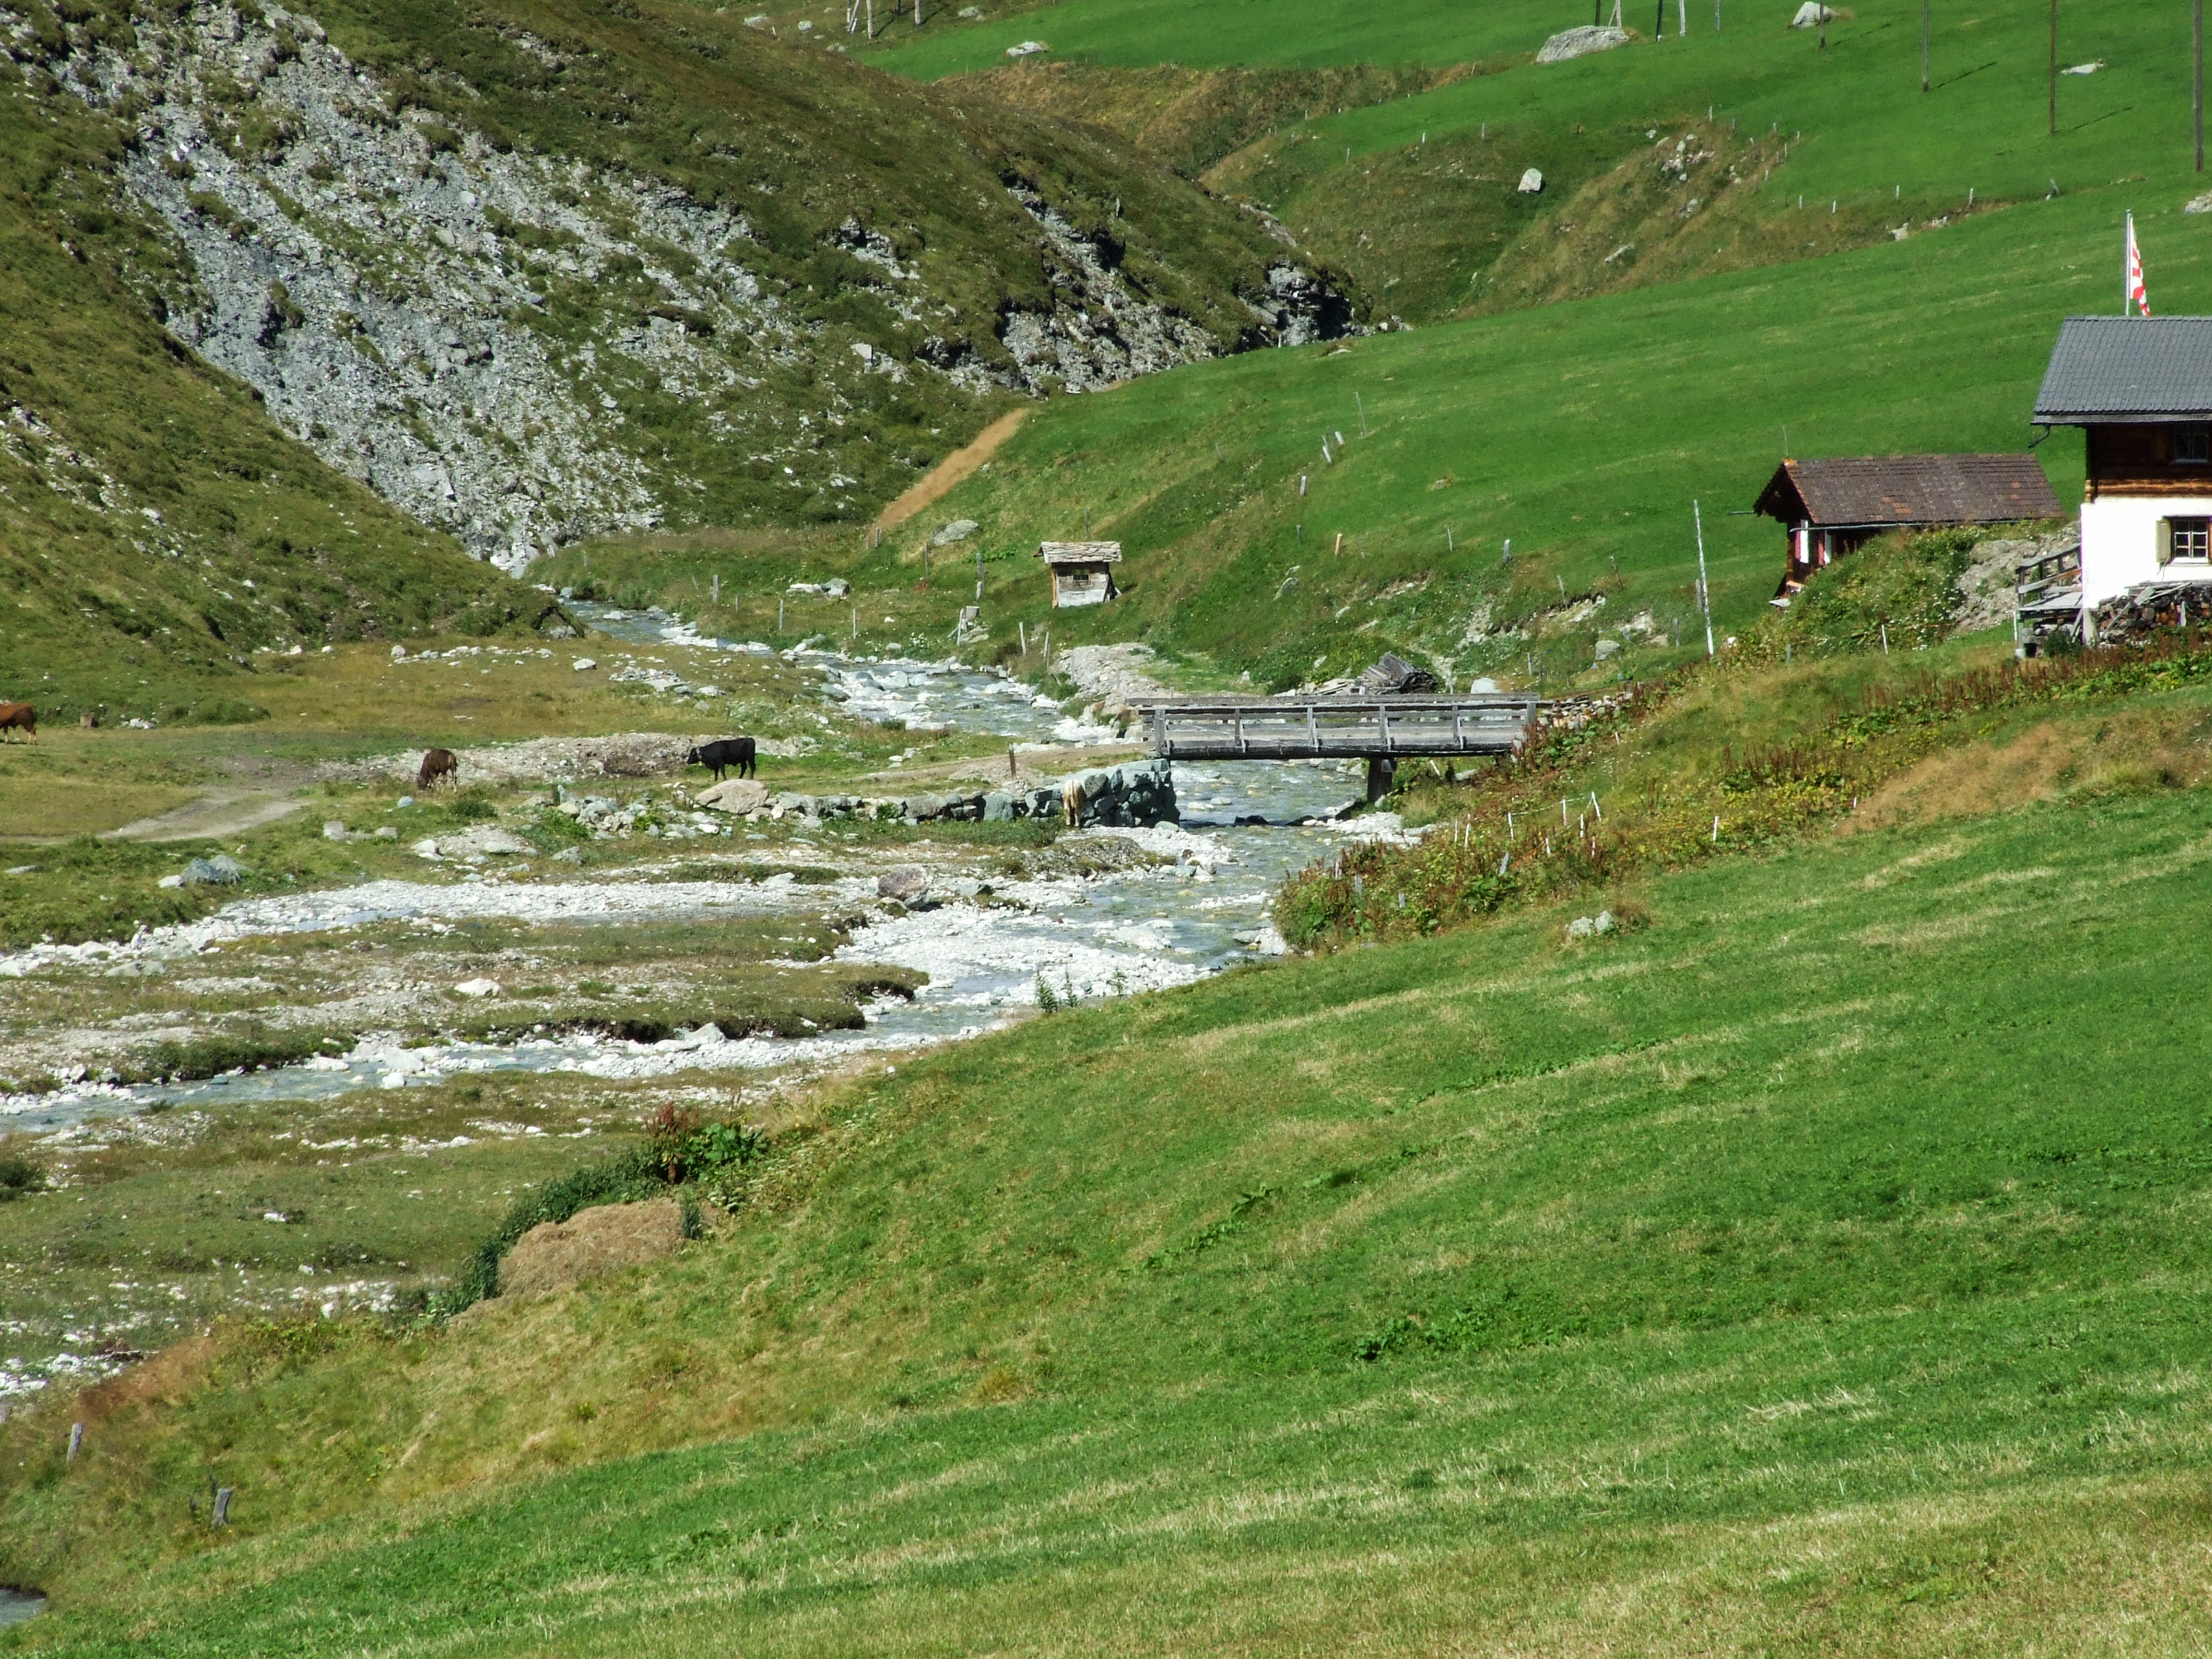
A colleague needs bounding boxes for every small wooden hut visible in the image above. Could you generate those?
[1038,541,1122,608]
[1753,454,2062,599]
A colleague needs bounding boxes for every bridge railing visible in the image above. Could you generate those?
[1129,697,1541,760]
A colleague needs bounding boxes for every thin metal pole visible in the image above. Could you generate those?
[1695,500,1715,658]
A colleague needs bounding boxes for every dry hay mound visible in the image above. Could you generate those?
[498,1196,686,1300]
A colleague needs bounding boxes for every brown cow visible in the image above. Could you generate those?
[0,703,35,743]
[417,747,458,790]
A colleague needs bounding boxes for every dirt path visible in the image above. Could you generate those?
[873,408,1029,533]
[101,789,306,843]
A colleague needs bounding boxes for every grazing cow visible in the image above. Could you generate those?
[0,703,35,743]
[685,736,756,781]
[1061,777,1084,830]
[417,747,458,790]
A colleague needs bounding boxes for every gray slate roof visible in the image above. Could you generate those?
[2036,317,2212,421]
[1753,455,2063,527]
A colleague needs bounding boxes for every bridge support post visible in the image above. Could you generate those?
[1365,754,1396,804]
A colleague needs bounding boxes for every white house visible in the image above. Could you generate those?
[2035,317,2212,622]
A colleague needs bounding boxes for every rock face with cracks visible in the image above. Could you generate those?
[13,0,1358,572]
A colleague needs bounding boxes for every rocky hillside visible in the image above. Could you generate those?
[0,54,522,724]
[4,0,1358,576]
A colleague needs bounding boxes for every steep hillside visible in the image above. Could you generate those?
[0,63,520,724]
[9,753,2212,1652]
[659,186,2129,699]
[2,0,1358,575]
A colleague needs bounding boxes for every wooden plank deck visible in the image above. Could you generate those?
[1131,696,1542,762]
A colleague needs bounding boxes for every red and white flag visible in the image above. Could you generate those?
[2127,213,2151,316]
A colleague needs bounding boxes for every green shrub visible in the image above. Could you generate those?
[0,1153,44,1202]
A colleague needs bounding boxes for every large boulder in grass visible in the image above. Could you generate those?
[698,777,769,814]
[1536,25,1630,62]
[498,1197,688,1300]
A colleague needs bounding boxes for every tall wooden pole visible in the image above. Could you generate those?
[1922,0,1930,91]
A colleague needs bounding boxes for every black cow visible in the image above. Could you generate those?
[686,736,756,781]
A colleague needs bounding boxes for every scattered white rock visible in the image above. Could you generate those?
[572,658,598,672]
[1566,909,1617,941]
[1518,168,1545,193]
[2062,60,2103,75]
[1789,2,1835,24]
[1007,39,1048,57]
[454,978,501,997]
[322,820,350,841]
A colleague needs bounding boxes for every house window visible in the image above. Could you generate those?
[2174,518,2211,562]
[2175,426,2211,464]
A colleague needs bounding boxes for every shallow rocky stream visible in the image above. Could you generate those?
[3,612,1397,1133]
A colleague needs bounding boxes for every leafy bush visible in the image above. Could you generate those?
[0,1152,45,1202]
[647,1104,767,1184]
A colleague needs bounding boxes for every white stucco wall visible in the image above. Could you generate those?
[2080,495,2212,607]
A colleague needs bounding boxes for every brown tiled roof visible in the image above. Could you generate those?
[1753,455,2064,527]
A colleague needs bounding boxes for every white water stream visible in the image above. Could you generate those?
[3,607,1406,1129]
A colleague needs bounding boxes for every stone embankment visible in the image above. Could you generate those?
[723,757,1179,827]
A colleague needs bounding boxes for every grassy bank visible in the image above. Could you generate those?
[6,762,2212,1650]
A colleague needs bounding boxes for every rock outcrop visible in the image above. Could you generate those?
[10,0,1358,572]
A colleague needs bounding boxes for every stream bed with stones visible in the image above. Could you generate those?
[0,624,1424,1402]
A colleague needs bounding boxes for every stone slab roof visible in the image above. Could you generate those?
[1038,541,1122,564]
[2036,317,2212,421]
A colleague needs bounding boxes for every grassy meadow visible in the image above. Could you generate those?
[830,186,2136,693]
[587,0,2212,694]
[7,760,2212,1652]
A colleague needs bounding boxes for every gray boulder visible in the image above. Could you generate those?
[929,519,980,547]
[877,865,929,903]
[1536,25,1631,62]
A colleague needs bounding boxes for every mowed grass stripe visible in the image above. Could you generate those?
[12,782,2212,1654]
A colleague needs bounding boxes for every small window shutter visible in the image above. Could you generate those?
[2158,518,2175,565]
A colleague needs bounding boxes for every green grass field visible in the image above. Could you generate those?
[9,766,2212,1653]
[16,0,2212,1650]
[572,0,2212,694]
[864,184,2155,690]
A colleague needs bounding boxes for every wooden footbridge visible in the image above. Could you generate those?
[1131,694,1544,801]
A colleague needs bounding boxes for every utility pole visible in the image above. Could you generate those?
[1922,0,1930,92]
[1694,500,1715,659]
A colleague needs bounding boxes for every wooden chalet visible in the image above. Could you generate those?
[1038,541,1122,609]
[1753,454,2063,600]
[2035,317,2212,635]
